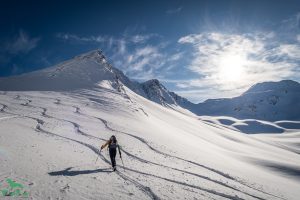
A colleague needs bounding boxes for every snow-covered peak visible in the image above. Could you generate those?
[244,80,300,94]
[138,79,194,109]
[143,79,161,87]
[140,79,178,106]
[0,49,127,91]
[74,49,108,65]
[75,49,104,59]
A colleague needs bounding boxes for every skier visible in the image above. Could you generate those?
[101,135,122,171]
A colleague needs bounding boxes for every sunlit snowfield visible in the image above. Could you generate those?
[1,86,299,200]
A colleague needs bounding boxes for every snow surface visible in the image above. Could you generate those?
[0,50,300,199]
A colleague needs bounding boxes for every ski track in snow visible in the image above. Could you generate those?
[0,92,292,200]
[0,103,7,112]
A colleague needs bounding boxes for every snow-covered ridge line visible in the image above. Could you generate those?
[191,80,300,121]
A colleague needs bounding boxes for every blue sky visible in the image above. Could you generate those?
[0,0,299,103]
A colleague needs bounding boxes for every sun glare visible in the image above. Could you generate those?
[218,54,246,83]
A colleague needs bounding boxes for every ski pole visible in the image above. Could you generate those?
[95,149,101,164]
[120,156,125,172]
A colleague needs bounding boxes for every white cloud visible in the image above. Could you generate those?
[178,34,202,44]
[125,46,164,72]
[56,33,105,43]
[278,44,300,59]
[168,52,183,62]
[57,33,158,45]
[131,35,148,43]
[118,39,126,54]
[130,34,157,44]
[178,32,300,101]
[6,30,40,54]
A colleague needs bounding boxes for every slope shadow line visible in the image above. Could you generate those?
[118,167,246,200]
[121,149,266,200]
[48,167,112,176]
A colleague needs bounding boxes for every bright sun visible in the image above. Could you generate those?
[218,54,246,83]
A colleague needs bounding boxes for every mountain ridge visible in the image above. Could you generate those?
[193,79,300,121]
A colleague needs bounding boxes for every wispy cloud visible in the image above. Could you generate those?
[168,52,183,62]
[56,33,106,43]
[280,12,300,31]
[178,31,300,101]
[166,7,182,15]
[112,42,168,80]
[0,30,40,73]
[126,46,163,71]
[56,33,157,45]
[5,30,40,54]
[130,34,159,44]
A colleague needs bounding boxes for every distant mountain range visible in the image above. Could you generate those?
[191,80,300,121]
[137,78,300,121]
[0,50,299,121]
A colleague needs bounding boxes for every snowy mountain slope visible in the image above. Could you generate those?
[0,86,300,199]
[191,80,300,121]
[0,50,141,94]
[0,50,189,109]
[0,50,300,199]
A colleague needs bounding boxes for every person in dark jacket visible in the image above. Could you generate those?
[101,135,122,171]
